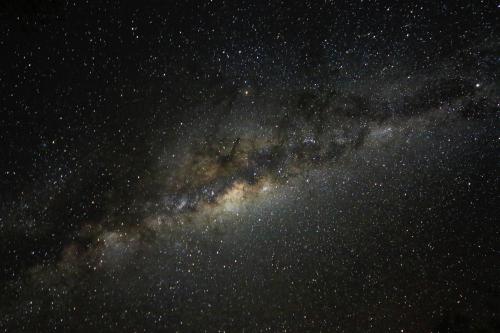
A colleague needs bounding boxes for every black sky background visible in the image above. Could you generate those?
[0,1,499,332]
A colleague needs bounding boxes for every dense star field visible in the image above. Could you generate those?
[0,1,499,332]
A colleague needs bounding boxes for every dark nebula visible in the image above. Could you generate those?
[0,1,499,332]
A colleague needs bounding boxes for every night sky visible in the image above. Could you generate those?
[1,1,499,332]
